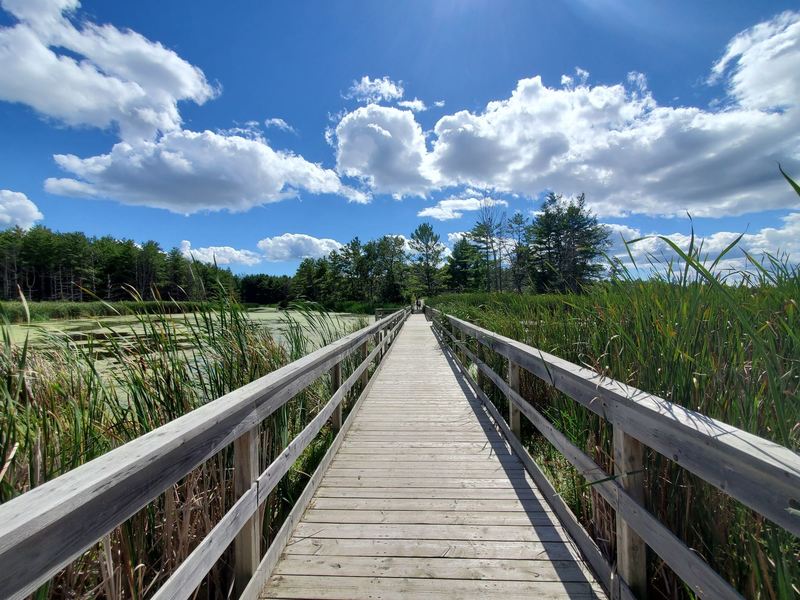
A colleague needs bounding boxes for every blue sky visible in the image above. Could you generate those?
[0,0,799,275]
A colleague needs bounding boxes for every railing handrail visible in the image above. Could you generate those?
[426,306,799,600]
[0,307,411,600]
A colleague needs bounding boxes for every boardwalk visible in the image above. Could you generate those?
[262,314,606,599]
[3,310,796,600]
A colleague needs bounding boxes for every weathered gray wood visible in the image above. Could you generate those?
[614,426,647,598]
[240,309,406,600]
[292,521,569,542]
[308,497,550,512]
[359,340,369,389]
[434,309,800,539]
[263,575,603,599]
[234,429,260,598]
[329,361,342,431]
[315,486,547,500]
[274,555,593,582]
[263,315,607,600]
[302,509,558,526]
[283,537,582,560]
[152,486,258,600]
[0,309,408,600]
[508,358,522,439]
[255,314,407,505]
[435,315,743,600]
[432,324,621,600]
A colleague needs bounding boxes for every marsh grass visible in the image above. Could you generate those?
[0,294,364,599]
[0,299,228,323]
[430,250,799,599]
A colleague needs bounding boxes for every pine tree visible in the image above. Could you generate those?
[527,193,610,293]
[410,223,444,297]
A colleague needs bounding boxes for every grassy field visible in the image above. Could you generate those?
[0,299,224,323]
[429,254,799,599]
[0,299,370,598]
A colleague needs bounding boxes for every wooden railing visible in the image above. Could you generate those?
[0,308,411,600]
[425,306,800,600]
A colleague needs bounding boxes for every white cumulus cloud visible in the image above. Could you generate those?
[345,75,404,104]
[45,129,369,213]
[418,196,508,221]
[0,189,44,229]
[264,117,296,133]
[257,233,342,262]
[397,98,427,112]
[179,240,261,266]
[0,0,217,141]
[709,11,800,111]
[332,12,800,218]
[334,104,435,197]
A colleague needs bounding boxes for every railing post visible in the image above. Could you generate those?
[233,428,259,597]
[330,361,342,430]
[507,359,521,439]
[359,341,369,389]
[614,425,647,598]
[379,330,385,360]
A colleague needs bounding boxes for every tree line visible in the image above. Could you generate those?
[0,227,238,302]
[291,192,611,306]
[0,192,610,306]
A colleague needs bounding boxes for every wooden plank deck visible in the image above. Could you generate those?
[262,314,606,600]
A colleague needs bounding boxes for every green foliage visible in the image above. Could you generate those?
[0,299,214,323]
[430,248,799,598]
[446,236,482,292]
[292,235,411,308]
[0,226,238,302]
[239,273,292,305]
[526,192,610,293]
[409,222,444,297]
[0,296,363,597]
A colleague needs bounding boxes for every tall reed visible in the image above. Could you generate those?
[430,251,799,599]
[0,296,360,599]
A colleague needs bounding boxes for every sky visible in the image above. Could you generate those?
[0,0,799,275]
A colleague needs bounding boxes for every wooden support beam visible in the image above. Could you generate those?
[234,428,260,597]
[507,359,521,439]
[614,425,647,598]
[359,341,369,389]
[330,362,342,431]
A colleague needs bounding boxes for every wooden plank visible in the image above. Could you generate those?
[329,361,342,430]
[240,309,409,600]
[234,429,260,597]
[263,575,602,600]
[291,522,568,543]
[324,467,526,478]
[319,477,536,489]
[274,555,594,582]
[441,311,800,538]
[152,486,258,600]
[314,487,547,500]
[442,322,741,600]
[283,537,581,561]
[431,325,619,599]
[0,308,409,600]
[332,453,522,462]
[508,359,522,439]
[614,425,647,598]
[308,497,550,512]
[260,314,608,600]
[329,460,522,470]
[302,509,559,526]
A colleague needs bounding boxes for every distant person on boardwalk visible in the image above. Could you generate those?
[415,299,421,313]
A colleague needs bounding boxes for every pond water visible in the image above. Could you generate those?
[7,307,371,363]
